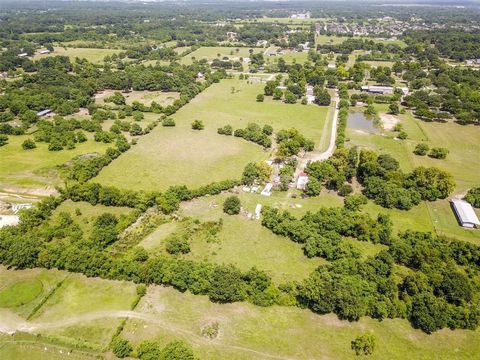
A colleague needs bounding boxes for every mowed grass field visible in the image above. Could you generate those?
[95,90,180,107]
[120,284,480,360]
[34,47,122,64]
[180,46,264,65]
[0,134,110,192]
[347,105,480,243]
[95,78,331,191]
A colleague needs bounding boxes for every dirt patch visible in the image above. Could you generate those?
[380,113,399,131]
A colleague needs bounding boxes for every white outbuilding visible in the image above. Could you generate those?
[0,215,20,228]
[451,199,480,228]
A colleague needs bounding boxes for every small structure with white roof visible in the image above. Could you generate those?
[261,183,273,197]
[296,172,309,190]
[0,215,20,228]
[254,204,262,220]
[451,199,480,228]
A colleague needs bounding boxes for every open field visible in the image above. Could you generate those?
[180,46,264,65]
[34,47,122,64]
[120,284,480,360]
[0,134,110,192]
[95,78,331,191]
[95,89,180,107]
[1,263,480,360]
[346,105,480,243]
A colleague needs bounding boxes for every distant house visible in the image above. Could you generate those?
[36,109,53,117]
[39,49,50,54]
[18,53,28,58]
[451,199,480,228]
[197,72,204,79]
[226,32,237,40]
[296,172,309,190]
[0,215,20,228]
[261,183,273,197]
[12,203,32,214]
[327,63,336,69]
[243,57,251,63]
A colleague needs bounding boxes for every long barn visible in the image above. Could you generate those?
[451,199,480,228]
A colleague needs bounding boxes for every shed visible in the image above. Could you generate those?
[296,172,309,190]
[451,199,480,228]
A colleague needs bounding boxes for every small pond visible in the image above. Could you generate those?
[347,112,380,134]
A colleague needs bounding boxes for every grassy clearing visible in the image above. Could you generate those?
[95,78,329,191]
[52,200,135,234]
[34,47,121,64]
[0,267,65,318]
[95,89,180,107]
[181,47,264,65]
[121,284,480,360]
[0,134,110,191]
[30,274,137,350]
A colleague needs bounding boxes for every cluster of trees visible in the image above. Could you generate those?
[276,128,314,158]
[242,162,271,185]
[233,122,272,148]
[357,150,454,210]
[113,338,196,360]
[336,85,350,147]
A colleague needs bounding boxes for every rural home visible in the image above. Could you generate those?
[361,85,394,94]
[451,199,480,228]
[296,173,309,190]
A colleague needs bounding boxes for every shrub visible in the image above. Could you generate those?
[223,196,241,215]
[0,134,8,147]
[428,147,449,159]
[160,340,195,360]
[413,143,429,156]
[397,131,408,140]
[262,124,273,135]
[389,103,399,115]
[465,187,480,208]
[256,94,264,102]
[338,184,353,197]
[22,139,36,150]
[351,334,376,356]
[217,124,233,135]
[111,336,132,358]
[165,234,190,254]
[191,120,204,130]
[132,111,144,121]
[162,117,176,126]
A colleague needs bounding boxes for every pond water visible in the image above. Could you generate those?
[347,112,380,134]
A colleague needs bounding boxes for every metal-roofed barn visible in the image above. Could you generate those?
[451,199,480,228]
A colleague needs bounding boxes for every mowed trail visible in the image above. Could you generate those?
[0,309,297,360]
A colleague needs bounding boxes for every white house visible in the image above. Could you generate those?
[451,199,480,228]
[18,53,28,57]
[296,172,309,190]
[361,85,394,95]
[39,49,51,54]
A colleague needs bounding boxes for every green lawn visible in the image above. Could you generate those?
[95,90,180,107]
[34,47,121,64]
[120,284,480,360]
[95,79,330,191]
[0,267,66,319]
[181,47,264,65]
[30,274,137,350]
[0,134,110,192]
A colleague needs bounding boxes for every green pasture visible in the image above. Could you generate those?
[120,284,480,360]
[0,134,110,192]
[95,78,330,191]
[34,47,121,64]
[180,46,264,65]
